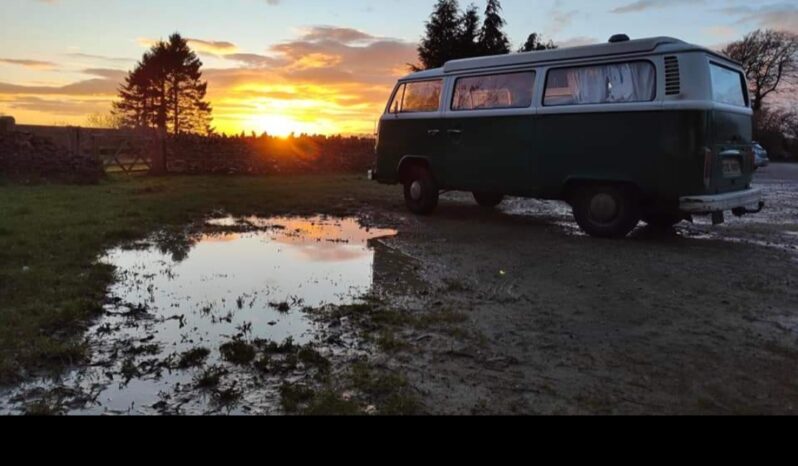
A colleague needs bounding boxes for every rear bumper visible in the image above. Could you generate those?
[680,188,764,214]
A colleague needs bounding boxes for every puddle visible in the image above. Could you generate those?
[0,216,396,415]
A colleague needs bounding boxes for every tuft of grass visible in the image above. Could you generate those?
[375,330,410,353]
[257,337,296,355]
[279,383,316,413]
[195,366,227,389]
[176,347,211,369]
[23,400,64,416]
[350,362,421,415]
[219,340,256,365]
[302,391,362,416]
[297,346,331,372]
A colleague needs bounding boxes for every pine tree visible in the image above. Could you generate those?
[114,33,212,135]
[416,0,462,70]
[519,33,558,52]
[478,0,510,56]
[456,3,482,59]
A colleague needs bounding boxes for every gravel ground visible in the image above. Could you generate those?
[369,163,798,414]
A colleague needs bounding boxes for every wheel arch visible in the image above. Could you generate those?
[397,156,433,184]
[561,177,643,204]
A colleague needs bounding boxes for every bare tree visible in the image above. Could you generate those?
[85,112,124,129]
[723,29,798,111]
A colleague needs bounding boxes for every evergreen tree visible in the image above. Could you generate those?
[478,0,510,55]
[416,0,462,70]
[519,33,558,52]
[114,33,212,135]
[456,3,482,59]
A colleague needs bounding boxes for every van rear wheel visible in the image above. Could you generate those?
[403,166,439,215]
[572,185,640,238]
[473,192,505,208]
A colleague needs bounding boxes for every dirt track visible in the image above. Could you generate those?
[369,163,798,414]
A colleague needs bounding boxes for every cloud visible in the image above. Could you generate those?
[704,25,738,40]
[717,3,798,33]
[296,26,375,44]
[186,38,239,55]
[0,58,58,70]
[557,36,600,48]
[66,52,135,64]
[137,37,239,56]
[612,0,701,14]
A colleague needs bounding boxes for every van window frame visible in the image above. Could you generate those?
[386,78,444,115]
[450,70,537,112]
[542,59,658,108]
[708,60,750,108]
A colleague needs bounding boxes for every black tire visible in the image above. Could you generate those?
[572,184,641,239]
[403,166,439,215]
[473,192,505,208]
[642,213,683,229]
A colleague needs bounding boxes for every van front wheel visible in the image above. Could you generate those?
[473,192,505,208]
[403,166,439,215]
[572,185,640,238]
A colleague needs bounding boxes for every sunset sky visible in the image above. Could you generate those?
[1,0,796,135]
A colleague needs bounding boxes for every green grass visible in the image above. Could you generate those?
[0,174,396,383]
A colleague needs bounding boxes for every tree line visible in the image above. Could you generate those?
[415,0,556,70]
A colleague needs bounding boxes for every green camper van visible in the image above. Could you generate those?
[370,35,764,238]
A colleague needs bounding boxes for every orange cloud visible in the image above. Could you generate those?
[0,58,58,70]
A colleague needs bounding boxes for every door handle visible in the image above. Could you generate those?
[427,129,440,137]
[447,129,462,136]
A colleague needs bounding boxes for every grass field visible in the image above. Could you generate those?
[0,174,393,383]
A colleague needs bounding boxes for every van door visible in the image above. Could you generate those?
[377,79,447,183]
[706,62,756,194]
[444,71,538,193]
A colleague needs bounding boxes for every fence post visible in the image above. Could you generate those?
[91,134,99,162]
[0,116,15,134]
[149,129,168,175]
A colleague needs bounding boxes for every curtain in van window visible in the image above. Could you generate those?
[546,61,655,106]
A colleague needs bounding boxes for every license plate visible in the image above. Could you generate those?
[722,159,741,177]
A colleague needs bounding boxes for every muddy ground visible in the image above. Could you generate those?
[3,164,796,415]
[364,163,798,414]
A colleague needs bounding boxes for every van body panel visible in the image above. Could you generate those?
[442,114,535,192]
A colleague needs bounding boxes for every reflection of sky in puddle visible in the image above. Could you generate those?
[108,216,396,346]
[0,216,397,415]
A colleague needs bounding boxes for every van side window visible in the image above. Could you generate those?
[544,61,656,106]
[710,63,747,107]
[388,84,405,113]
[452,72,535,111]
[399,80,443,113]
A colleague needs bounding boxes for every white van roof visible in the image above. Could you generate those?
[400,36,734,81]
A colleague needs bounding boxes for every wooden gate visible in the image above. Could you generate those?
[89,130,156,174]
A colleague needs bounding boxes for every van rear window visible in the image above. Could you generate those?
[710,63,747,107]
[452,72,535,111]
[544,61,656,106]
[389,80,442,113]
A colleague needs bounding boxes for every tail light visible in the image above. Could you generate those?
[703,147,713,188]
[744,146,755,169]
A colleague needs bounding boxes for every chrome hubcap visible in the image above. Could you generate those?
[590,193,618,223]
[410,181,423,201]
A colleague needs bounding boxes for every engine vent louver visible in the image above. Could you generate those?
[664,56,681,96]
